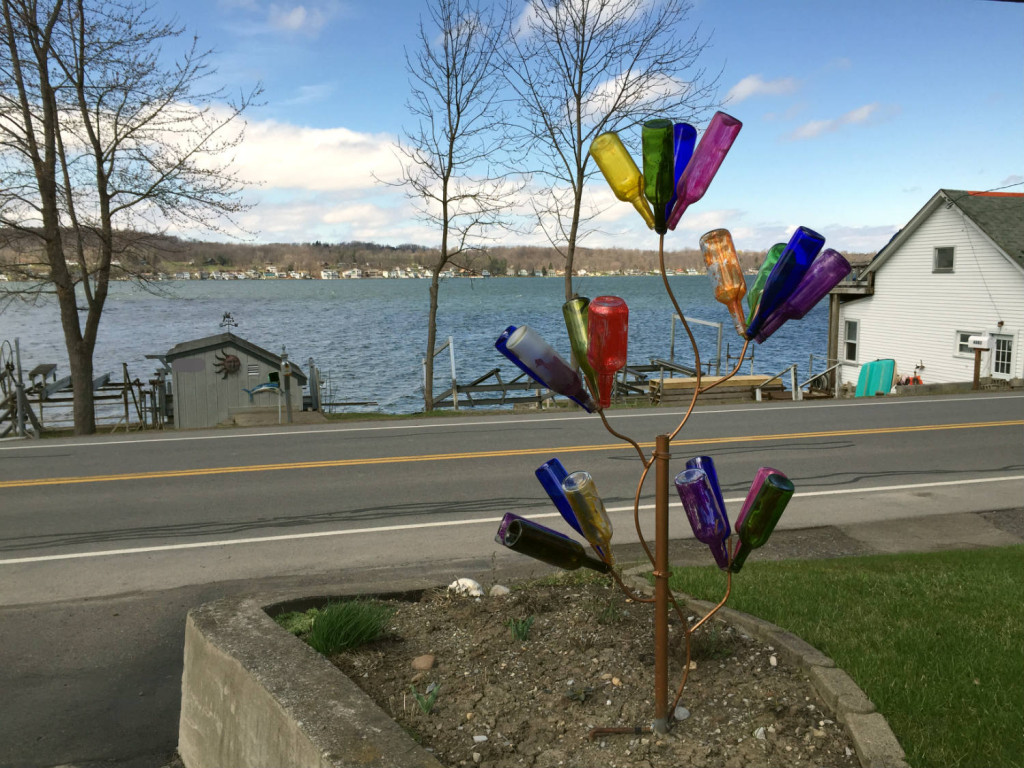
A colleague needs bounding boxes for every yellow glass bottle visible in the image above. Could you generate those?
[699,228,747,337]
[589,132,655,230]
[561,470,615,564]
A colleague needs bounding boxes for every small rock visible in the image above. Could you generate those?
[688,660,698,670]
[472,752,482,764]
[473,734,488,743]
[411,654,435,671]
[674,706,690,721]
[489,584,510,597]
[845,746,854,757]
[611,677,622,686]
[448,578,484,596]
[769,655,778,667]
[754,726,766,740]
[410,672,425,684]
[811,728,826,738]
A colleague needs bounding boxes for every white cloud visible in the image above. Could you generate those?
[787,103,881,141]
[232,119,401,192]
[726,75,798,104]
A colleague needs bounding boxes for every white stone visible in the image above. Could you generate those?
[473,734,488,743]
[489,584,511,597]
[448,578,484,597]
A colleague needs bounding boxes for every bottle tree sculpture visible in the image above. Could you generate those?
[492,110,852,736]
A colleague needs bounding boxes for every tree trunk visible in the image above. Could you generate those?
[424,271,441,412]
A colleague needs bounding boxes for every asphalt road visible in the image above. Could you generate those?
[1,392,1022,767]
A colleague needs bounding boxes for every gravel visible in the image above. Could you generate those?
[329,571,859,768]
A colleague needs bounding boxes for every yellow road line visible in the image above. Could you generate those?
[2,419,1020,489]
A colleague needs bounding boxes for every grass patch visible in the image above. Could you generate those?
[669,546,1024,768]
[300,600,395,656]
[274,608,319,636]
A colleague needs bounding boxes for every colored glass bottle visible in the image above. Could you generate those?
[746,243,785,326]
[589,132,655,230]
[586,296,629,409]
[674,467,731,570]
[642,118,676,235]
[685,455,729,528]
[496,513,610,573]
[535,458,584,537]
[561,470,614,563]
[665,123,697,222]
[562,297,599,397]
[730,472,795,573]
[666,111,742,230]
[495,325,596,412]
[699,229,748,336]
[745,226,826,340]
[753,249,852,343]
[735,466,782,532]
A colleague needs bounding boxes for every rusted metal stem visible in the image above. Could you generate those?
[653,433,671,734]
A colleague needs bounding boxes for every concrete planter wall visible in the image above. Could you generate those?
[178,595,443,768]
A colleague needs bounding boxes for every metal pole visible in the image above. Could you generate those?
[653,433,671,734]
[448,336,458,411]
[714,323,723,376]
[14,338,26,436]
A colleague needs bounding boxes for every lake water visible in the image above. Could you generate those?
[1,275,828,414]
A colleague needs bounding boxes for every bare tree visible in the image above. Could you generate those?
[0,0,258,434]
[503,0,718,299]
[390,0,520,411]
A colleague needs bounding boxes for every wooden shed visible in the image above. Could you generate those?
[165,332,307,429]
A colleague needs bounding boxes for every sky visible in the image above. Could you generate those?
[164,0,1023,254]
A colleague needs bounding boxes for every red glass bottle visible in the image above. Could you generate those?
[586,296,628,409]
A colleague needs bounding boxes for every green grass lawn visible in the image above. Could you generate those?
[669,546,1024,768]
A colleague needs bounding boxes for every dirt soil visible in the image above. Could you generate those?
[330,571,860,768]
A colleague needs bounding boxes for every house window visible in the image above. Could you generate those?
[933,247,954,273]
[955,331,982,357]
[844,320,858,362]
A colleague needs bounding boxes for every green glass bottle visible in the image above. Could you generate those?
[746,243,785,326]
[498,514,610,573]
[562,296,599,398]
[730,473,795,572]
[642,118,676,235]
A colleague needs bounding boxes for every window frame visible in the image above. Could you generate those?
[933,246,955,273]
[844,319,859,363]
[954,330,983,358]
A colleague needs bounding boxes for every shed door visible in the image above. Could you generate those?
[991,335,1013,379]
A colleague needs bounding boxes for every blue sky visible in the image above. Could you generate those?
[167,0,1023,253]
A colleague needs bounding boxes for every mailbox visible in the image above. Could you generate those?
[967,334,991,350]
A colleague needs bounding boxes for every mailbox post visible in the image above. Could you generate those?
[968,334,991,390]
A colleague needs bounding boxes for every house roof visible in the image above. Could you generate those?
[165,332,307,383]
[864,189,1024,275]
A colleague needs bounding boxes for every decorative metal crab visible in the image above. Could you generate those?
[213,351,241,378]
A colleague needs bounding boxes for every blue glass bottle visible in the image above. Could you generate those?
[745,227,825,340]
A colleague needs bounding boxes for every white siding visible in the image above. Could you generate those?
[838,204,1024,387]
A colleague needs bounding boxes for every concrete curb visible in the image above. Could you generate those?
[178,595,444,768]
[621,567,909,768]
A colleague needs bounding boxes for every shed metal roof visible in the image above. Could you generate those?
[165,332,307,383]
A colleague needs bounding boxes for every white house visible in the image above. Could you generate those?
[829,189,1023,389]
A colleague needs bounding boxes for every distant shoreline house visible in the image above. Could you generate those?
[828,189,1023,389]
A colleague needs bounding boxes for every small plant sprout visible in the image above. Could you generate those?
[410,682,441,714]
[507,615,535,641]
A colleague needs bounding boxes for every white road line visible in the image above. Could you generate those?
[1,474,1020,566]
[1,393,1020,451]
